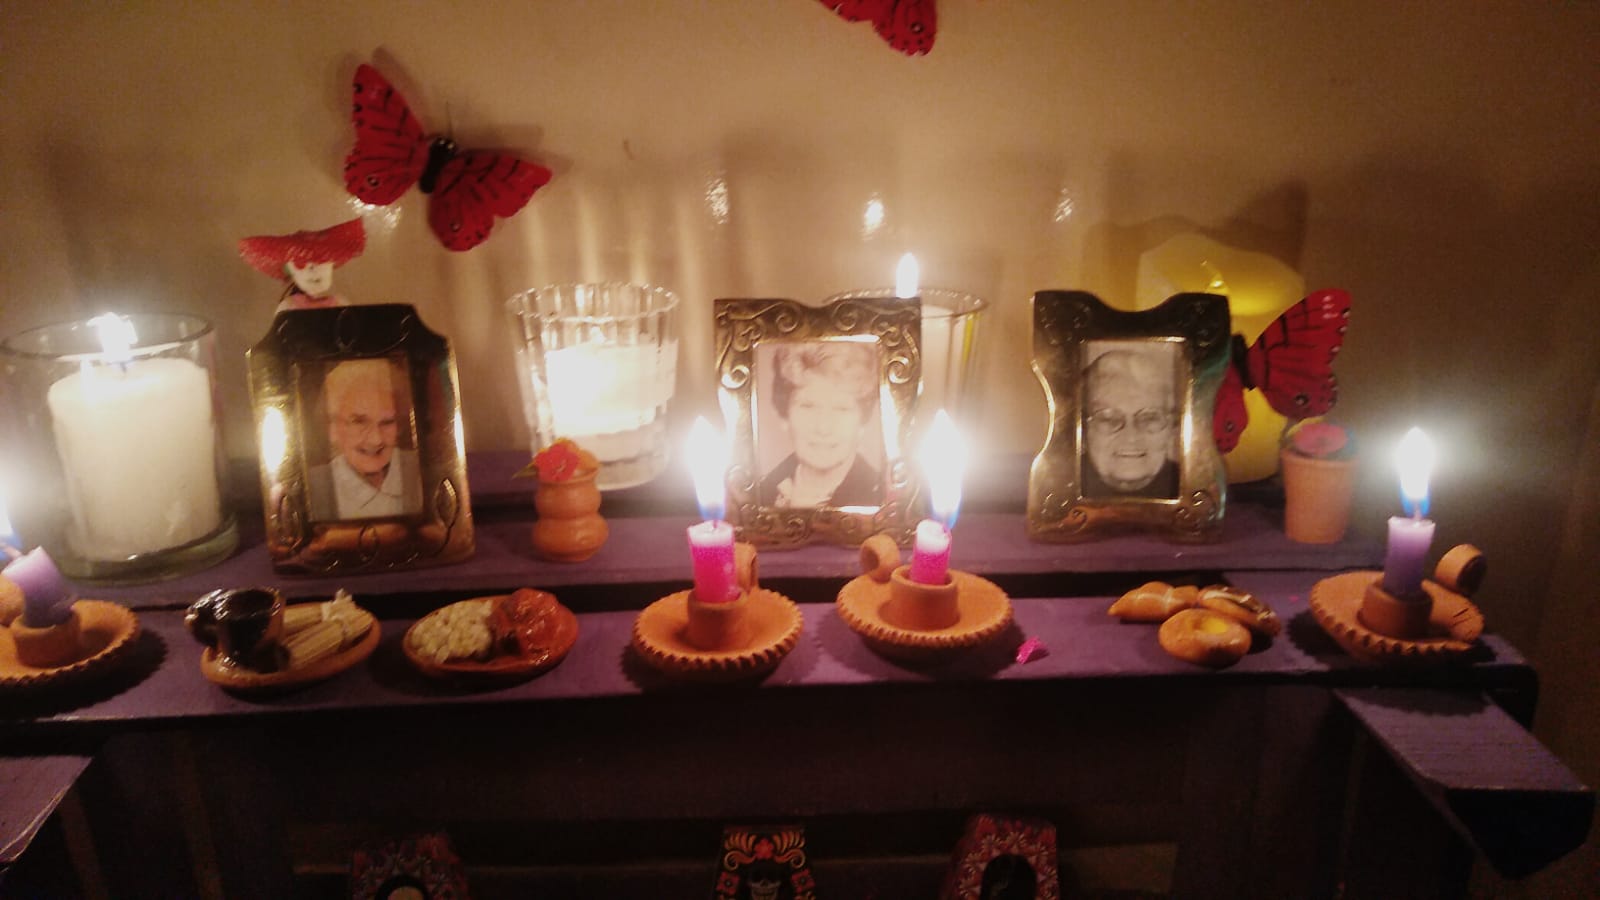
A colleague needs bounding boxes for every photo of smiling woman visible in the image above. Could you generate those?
[1081,341,1183,500]
[756,340,885,509]
[304,357,424,521]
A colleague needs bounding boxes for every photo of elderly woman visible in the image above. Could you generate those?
[1081,340,1183,500]
[303,357,424,522]
[755,340,885,509]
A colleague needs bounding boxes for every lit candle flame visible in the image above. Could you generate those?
[88,313,137,363]
[919,409,966,528]
[895,253,920,299]
[687,417,729,522]
[1395,427,1435,517]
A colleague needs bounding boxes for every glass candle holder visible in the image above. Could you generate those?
[0,314,238,583]
[827,287,988,420]
[507,283,681,490]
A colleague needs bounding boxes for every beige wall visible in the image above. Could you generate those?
[3,1,1596,890]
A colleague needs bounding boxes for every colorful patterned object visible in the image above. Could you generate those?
[716,825,817,900]
[940,813,1060,900]
[350,831,471,900]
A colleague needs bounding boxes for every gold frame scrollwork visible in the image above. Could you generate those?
[715,297,921,549]
[246,304,474,575]
[1027,291,1230,542]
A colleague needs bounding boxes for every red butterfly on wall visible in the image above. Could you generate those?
[1213,289,1351,453]
[344,64,552,252]
[817,0,937,56]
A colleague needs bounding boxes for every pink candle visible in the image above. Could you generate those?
[911,410,966,586]
[1380,427,1437,598]
[687,520,739,603]
[3,546,73,627]
[908,519,951,585]
[685,417,740,603]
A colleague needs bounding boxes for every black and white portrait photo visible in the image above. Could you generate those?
[302,357,424,522]
[1081,340,1183,500]
[755,339,886,510]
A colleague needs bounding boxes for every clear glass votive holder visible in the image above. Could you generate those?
[507,283,681,490]
[0,313,238,583]
[827,287,988,421]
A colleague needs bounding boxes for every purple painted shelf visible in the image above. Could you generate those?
[4,458,1588,889]
[103,452,1381,610]
[6,576,1528,732]
[0,754,90,867]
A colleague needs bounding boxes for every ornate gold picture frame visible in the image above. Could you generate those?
[715,297,921,548]
[247,304,474,574]
[1027,291,1230,542]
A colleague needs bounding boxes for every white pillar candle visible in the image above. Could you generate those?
[48,357,221,560]
[543,340,678,460]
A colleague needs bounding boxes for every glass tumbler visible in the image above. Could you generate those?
[827,287,988,422]
[507,283,681,490]
[0,313,238,583]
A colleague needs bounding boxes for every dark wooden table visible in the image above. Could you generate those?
[0,456,1590,898]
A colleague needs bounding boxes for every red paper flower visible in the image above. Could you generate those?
[519,439,599,482]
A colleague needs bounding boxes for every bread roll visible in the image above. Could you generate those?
[1108,582,1198,622]
[1197,585,1281,637]
[1158,609,1251,668]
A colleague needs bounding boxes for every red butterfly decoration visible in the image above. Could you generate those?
[818,0,937,56]
[1213,288,1351,453]
[343,64,552,252]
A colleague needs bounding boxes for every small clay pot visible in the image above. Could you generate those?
[11,606,84,668]
[532,473,608,562]
[1280,450,1359,544]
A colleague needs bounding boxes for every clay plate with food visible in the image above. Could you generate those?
[403,588,579,684]
[198,592,381,693]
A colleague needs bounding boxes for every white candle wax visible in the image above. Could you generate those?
[543,340,678,459]
[48,357,221,560]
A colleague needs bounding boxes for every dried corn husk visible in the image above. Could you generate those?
[281,591,375,668]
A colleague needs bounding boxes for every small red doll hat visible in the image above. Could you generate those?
[238,217,366,278]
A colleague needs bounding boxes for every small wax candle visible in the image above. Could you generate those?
[685,417,739,603]
[910,410,966,586]
[1381,516,1435,598]
[3,547,73,627]
[1380,427,1437,599]
[687,520,739,603]
[908,519,952,585]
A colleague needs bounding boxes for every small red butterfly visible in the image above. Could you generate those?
[818,0,937,56]
[1213,289,1351,453]
[343,64,552,252]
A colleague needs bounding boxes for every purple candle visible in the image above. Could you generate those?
[1380,428,1437,598]
[3,547,74,627]
[685,418,740,603]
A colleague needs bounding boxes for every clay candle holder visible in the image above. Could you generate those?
[1309,544,1486,664]
[836,532,1013,659]
[631,542,802,681]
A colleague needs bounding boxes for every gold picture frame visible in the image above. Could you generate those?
[1027,291,1230,542]
[715,297,921,548]
[247,304,474,574]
